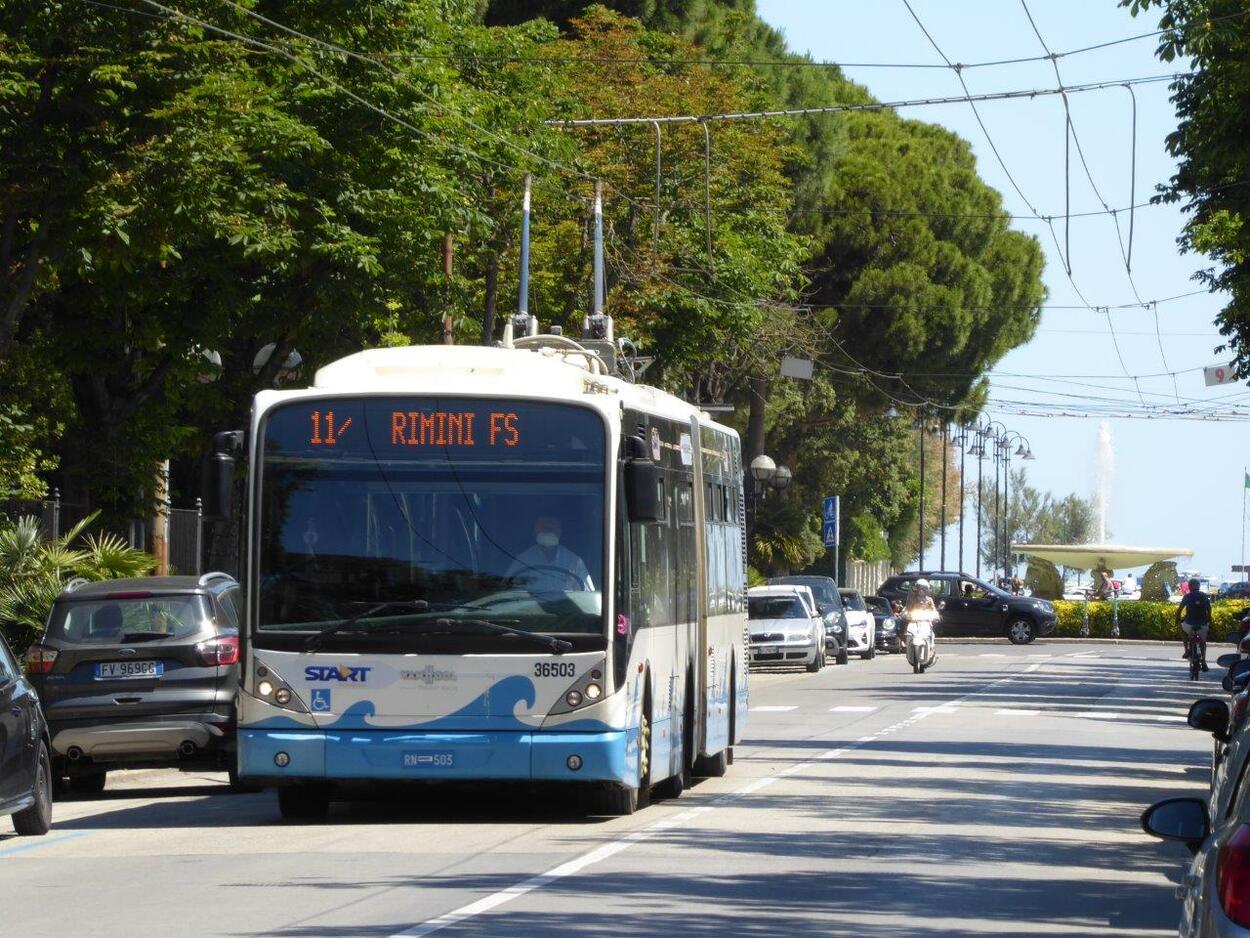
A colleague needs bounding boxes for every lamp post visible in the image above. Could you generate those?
[953,425,970,572]
[746,455,790,567]
[918,415,926,571]
[977,420,1007,581]
[939,421,949,571]
[999,431,1033,581]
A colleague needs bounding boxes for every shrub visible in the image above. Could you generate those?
[1051,599,1250,641]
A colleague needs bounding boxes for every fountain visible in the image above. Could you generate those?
[1011,419,1192,599]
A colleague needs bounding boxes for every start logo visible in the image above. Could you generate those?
[304,665,372,683]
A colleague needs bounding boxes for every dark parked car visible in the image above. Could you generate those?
[1,634,52,835]
[878,571,1056,645]
[1220,581,1250,601]
[769,575,849,665]
[865,595,902,653]
[24,573,242,793]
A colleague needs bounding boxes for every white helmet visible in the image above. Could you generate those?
[915,578,931,591]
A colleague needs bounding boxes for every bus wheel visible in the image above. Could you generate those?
[278,784,330,820]
[695,747,728,778]
[589,783,637,816]
[636,696,653,810]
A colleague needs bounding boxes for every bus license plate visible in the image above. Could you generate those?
[95,661,163,680]
[402,751,455,769]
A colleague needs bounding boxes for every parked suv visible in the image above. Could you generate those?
[768,575,849,665]
[1,635,52,835]
[878,571,1056,644]
[25,573,242,793]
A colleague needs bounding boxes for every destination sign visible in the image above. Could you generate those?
[265,397,597,462]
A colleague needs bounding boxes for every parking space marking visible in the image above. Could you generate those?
[830,705,878,712]
[0,830,93,858]
[750,706,797,712]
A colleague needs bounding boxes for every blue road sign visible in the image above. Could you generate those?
[822,495,839,548]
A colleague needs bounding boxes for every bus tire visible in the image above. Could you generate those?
[589,783,637,817]
[636,685,653,810]
[695,747,728,778]
[278,784,330,820]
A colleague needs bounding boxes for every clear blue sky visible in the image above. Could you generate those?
[758,0,1244,578]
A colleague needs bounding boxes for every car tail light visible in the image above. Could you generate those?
[1219,823,1250,927]
[197,635,239,667]
[24,644,58,674]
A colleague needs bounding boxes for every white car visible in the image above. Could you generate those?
[746,585,825,672]
[838,589,877,659]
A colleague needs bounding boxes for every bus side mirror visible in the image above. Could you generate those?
[624,435,663,524]
[203,431,244,519]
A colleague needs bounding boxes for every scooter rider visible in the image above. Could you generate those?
[1176,577,1212,671]
[907,578,939,619]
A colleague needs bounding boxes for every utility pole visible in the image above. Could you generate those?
[442,233,455,345]
[940,422,948,570]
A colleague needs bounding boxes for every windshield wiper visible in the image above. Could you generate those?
[304,600,430,651]
[424,617,573,655]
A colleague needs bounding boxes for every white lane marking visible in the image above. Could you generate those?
[392,656,1049,936]
[1077,711,1122,720]
[830,705,878,712]
[1156,715,1187,723]
[1026,654,1052,658]
[979,653,1006,658]
[1024,663,1043,673]
[1069,652,1099,658]
[995,708,1040,716]
[750,705,797,712]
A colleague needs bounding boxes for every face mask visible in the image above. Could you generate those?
[536,532,559,548]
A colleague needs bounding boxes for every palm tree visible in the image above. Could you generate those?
[0,512,156,652]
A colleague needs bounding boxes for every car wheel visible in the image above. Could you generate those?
[863,644,876,660]
[13,742,53,836]
[1007,619,1037,645]
[277,783,331,820]
[806,649,822,673]
[836,646,849,665]
[68,771,107,795]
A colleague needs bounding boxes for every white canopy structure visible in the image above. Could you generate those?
[1011,544,1193,570]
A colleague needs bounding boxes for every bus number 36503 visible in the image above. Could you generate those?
[534,662,576,678]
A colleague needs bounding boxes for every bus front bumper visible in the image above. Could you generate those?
[238,728,635,785]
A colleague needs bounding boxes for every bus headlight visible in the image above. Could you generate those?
[274,688,292,705]
[257,680,275,698]
[565,690,583,707]
[584,683,602,701]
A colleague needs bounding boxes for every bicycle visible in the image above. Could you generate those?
[1189,629,1208,681]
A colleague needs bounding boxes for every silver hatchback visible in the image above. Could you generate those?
[1143,698,1250,936]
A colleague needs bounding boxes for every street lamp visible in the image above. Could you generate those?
[999,431,1033,581]
[771,465,793,493]
[750,454,777,484]
[975,420,1007,581]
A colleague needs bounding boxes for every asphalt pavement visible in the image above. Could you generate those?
[0,642,1211,937]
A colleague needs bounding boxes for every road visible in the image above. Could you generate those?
[0,642,1211,937]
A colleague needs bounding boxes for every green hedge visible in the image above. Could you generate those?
[1051,599,1250,641]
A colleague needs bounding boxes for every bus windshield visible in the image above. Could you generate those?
[255,397,607,651]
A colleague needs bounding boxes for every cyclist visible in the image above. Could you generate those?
[1176,577,1212,670]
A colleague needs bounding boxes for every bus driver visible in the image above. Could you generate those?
[506,514,594,593]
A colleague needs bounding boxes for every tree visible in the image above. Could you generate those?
[978,468,1100,578]
[0,511,156,650]
[1123,0,1250,374]
[0,1,570,520]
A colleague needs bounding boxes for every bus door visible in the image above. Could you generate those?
[688,415,709,754]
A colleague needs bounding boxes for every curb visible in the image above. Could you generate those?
[939,637,1234,648]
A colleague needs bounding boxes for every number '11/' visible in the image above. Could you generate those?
[310,411,352,445]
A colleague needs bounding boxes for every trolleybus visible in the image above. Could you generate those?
[217,338,749,817]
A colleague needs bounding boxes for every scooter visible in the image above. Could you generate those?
[903,608,939,674]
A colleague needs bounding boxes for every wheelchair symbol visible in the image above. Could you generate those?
[311,689,332,712]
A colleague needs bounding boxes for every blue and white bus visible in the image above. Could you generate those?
[223,340,748,817]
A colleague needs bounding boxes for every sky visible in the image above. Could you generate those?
[757,0,1243,580]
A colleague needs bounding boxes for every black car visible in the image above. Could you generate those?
[24,573,243,793]
[1220,581,1250,601]
[865,595,903,653]
[1,634,52,835]
[877,571,1057,645]
[768,575,850,665]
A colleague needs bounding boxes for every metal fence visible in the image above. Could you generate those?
[0,491,206,575]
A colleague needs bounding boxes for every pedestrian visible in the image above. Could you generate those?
[1092,570,1113,601]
